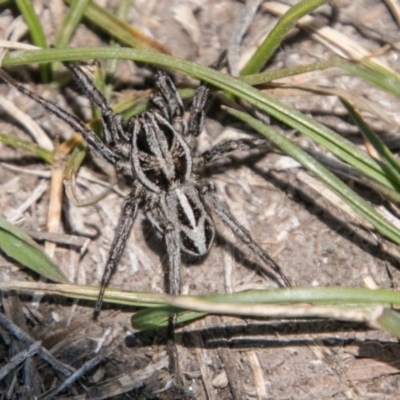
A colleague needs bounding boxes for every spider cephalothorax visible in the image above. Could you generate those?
[0,63,290,314]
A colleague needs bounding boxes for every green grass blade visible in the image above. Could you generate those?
[241,0,328,75]
[15,0,51,82]
[203,287,400,305]
[334,57,400,98]
[343,100,400,187]
[242,60,333,85]
[0,281,170,308]
[64,0,171,53]
[131,307,206,331]
[376,308,400,338]
[0,48,393,191]
[2,281,400,336]
[241,57,400,105]
[225,106,400,245]
[55,0,90,48]
[2,47,400,242]
[132,286,400,331]
[0,133,53,163]
[0,216,68,283]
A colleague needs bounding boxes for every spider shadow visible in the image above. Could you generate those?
[127,317,400,380]
[200,144,400,274]
[249,161,400,273]
[126,318,370,348]
[126,317,400,381]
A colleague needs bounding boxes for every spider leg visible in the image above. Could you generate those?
[202,181,291,288]
[164,226,184,387]
[145,199,184,385]
[145,205,184,386]
[0,69,119,165]
[64,62,127,145]
[151,70,184,133]
[186,53,226,140]
[94,187,142,316]
[164,226,182,296]
[187,83,209,139]
[198,137,269,166]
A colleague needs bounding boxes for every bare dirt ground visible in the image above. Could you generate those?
[1,0,400,399]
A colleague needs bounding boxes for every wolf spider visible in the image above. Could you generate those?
[0,63,290,314]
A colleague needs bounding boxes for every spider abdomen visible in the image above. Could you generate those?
[160,185,215,258]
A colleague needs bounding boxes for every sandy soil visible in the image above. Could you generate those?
[1,0,400,398]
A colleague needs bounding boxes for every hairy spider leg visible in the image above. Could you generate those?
[0,68,143,313]
[65,62,128,144]
[198,137,270,165]
[186,50,226,141]
[0,69,119,164]
[150,70,184,134]
[164,225,183,386]
[94,188,141,315]
[187,84,209,139]
[192,132,291,287]
[202,182,291,288]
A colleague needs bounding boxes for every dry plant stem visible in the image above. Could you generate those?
[25,230,90,249]
[5,180,48,223]
[0,94,53,150]
[247,350,268,399]
[2,291,41,395]
[263,1,396,72]
[210,316,244,400]
[383,0,400,25]
[85,357,169,398]
[45,145,65,258]
[66,156,118,207]
[1,162,126,198]
[0,341,41,381]
[228,0,263,76]
[191,321,216,399]
[41,352,110,400]
[0,313,75,378]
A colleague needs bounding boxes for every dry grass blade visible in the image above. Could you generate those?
[0,95,53,150]
[0,340,41,381]
[228,0,263,76]
[44,145,65,260]
[41,352,110,400]
[0,39,39,51]
[0,313,75,378]
[263,1,396,72]
[25,230,90,249]
[384,0,400,25]
[5,180,47,223]
[85,357,169,399]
